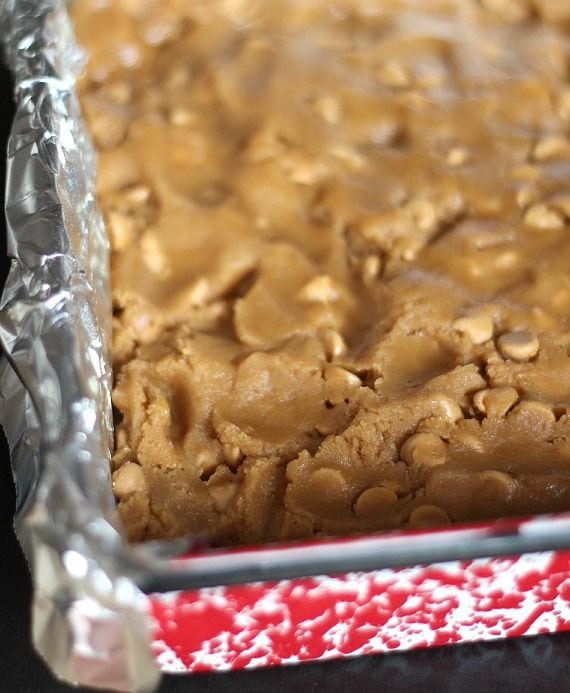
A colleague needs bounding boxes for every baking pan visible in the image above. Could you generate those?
[2,1,570,691]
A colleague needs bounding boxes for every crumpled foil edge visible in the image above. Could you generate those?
[0,1,160,690]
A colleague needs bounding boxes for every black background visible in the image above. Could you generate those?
[2,63,570,693]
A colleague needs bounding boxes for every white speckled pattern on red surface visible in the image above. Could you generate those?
[150,549,570,673]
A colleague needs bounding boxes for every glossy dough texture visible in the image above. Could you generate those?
[73,0,570,544]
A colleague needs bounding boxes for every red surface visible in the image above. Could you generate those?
[149,550,570,672]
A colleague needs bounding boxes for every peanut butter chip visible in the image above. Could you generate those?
[223,444,243,467]
[513,400,556,423]
[497,330,539,361]
[401,433,447,468]
[308,468,348,512]
[140,231,169,275]
[353,487,398,518]
[472,389,487,413]
[183,278,210,307]
[516,185,539,210]
[209,482,239,512]
[523,203,565,230]
[377,60,411,88]
[362,255,382,286]
[532,137,570,162]
[107,80,133,105]
[446,147,469,167]
[299,275,340,302]
[480,470,514,492]
[431,395,463,422]
[169,107,196,127]
[113,463,146,499]
[331,144,365,171]
[124,185,151,205]
[283,153,325,185]
[473,386,519,417]
[107,211,136,252]
[452,314,494,345]
[322,329,347,360]
[409,505,450,528]
[314,95,341,124]
[409,199,438,233]
[325,366,361,388]
[196,450,219,478]
[285,458,302,483]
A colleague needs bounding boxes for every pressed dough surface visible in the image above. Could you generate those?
[73,0,570,545]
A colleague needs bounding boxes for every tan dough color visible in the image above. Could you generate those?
[73,0,570,545]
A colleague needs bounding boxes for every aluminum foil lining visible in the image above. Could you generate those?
[6,2,570,689]
[0,0,160,689]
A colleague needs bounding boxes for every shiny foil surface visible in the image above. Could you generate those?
[0,0,159,689]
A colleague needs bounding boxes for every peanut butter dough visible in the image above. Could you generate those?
[73,0,570,545]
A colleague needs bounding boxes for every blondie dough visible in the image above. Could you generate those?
[73,0,570,544]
